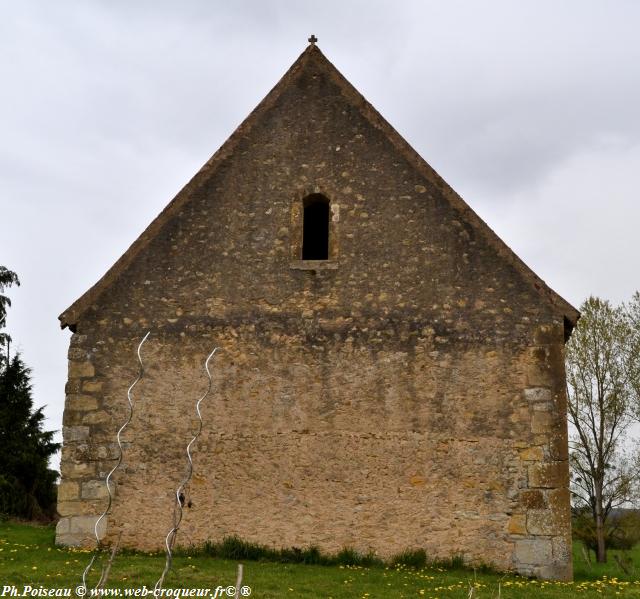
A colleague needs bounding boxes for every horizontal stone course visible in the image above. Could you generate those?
[68,360,95,379]
[514,538,552,565]
[82,479,111,500]
[82,380,104,393]
[528,462,567,489]
[57,481,79,502]
[67,394,99,411]
[63,425,90,442]
[524,387,553,403]
[56,515,105,546]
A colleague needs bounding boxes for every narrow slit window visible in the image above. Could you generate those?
[302,194,330,260]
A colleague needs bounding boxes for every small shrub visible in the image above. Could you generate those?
[610,511,640,550]
[201,539,218,557]
[473,561,500,575]
[282,545,329,565]
[300,545,325,565]
[573,509,640,553]
[217,536,276,561]
[335,547,361,566]
[433,553,465,570]
[279,546,304,563]
[390,548,428,569]
[359,551,384,568]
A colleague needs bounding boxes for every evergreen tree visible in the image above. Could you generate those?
[0,266,20,361]
[0,266,59,520]
[0,354,60,520]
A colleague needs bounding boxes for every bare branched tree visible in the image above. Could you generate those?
[566,295,640,563]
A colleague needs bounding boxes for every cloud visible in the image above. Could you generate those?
[1,0,639,470]
[472,139,640,307]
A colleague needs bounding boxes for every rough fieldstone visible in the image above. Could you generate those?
[68,348,87,360]
[57,481,79,502]
[552,536,571,561]
[67,394,98,411]
[68,360,95,378]
[525,359,554,388]
[529,462,567,488]
[60,460,95,478]
[57,501,81,517]
[519,489,546,509]
[69,334,88,347]
[515,539,552,565]
[508,514,527,535]
[55,517,70,535]
[81,479,111,500]
[531,411,554,434]
[538,563,572,581]
[63,425,90,442]
[549,429,569,461]
[57,515,107,545]
[547,487,571,512]
[82,380,103,393]
[524,388,552,403]
[519,446,544,461]
[527,509,561,535]
[82,411,110,424]
[65,379,82,394]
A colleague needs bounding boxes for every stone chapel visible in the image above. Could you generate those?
[56,40,578,580]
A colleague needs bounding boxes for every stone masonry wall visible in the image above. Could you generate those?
[57,318,571,579]
[56,47,572,579]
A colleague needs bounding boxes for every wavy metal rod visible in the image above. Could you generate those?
[81,331,151,592]
[154,346,219,592]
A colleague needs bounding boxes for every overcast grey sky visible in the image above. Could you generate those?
[1,1,639,470]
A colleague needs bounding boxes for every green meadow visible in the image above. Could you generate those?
[2,521,640,598]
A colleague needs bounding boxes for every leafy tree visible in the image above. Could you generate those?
[0,265,59,520]
[567,295,640,563]
[0,266,20,362]
[626,292,640,419]
[573,507,640,553]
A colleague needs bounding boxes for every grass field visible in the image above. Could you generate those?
[2,522,640,598]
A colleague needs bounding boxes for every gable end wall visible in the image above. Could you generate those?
[56,50,572,580]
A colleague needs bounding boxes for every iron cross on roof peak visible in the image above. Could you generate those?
[308,34,318,45]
